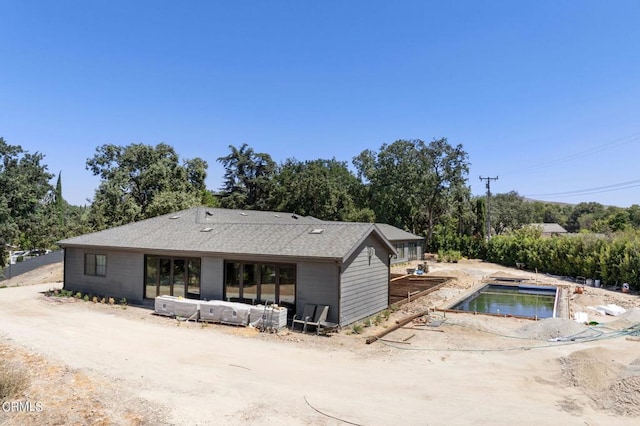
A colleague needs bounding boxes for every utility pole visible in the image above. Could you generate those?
[479,176,498,240]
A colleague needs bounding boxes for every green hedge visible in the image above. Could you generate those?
[486,228,640,291]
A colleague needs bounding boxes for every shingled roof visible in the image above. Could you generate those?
[374,223,423,242]
[58,207,395,262]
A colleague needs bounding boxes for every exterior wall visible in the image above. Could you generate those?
[200,256,224,300]
[296,261,340,323]
[340,235,390,325]
[64,247,144,302]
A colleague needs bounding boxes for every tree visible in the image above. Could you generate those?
[474,197,487,236]
[271,158,373,221]
[353,138,470,245]
[0,138,54,267]
[217,143,276,210]
[490,191,534,235]
[54,172,65,228]
[86,143,207,229]
[565,202,606,233]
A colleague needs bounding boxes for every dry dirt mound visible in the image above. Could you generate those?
[597,375,640,416]
[516,318,592,340]
[604,308,640,330]
[559,347,640,417]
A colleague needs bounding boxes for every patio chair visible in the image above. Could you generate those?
[304,305,330,334]
[291,304,316,332]
[316,318,340,335]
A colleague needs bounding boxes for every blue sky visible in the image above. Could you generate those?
[1,1,639,207]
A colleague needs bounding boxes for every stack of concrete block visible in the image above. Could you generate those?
[249,305,288,330]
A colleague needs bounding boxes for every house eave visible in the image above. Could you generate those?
[58,242,344,264]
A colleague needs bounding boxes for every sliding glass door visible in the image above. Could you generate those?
[145,256,201,299]
[224,261,296,309]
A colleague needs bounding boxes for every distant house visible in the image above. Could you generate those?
[58,207,403,325]
[527,223,568,237]
[375,224,424,264]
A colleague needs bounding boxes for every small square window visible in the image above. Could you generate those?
[85,253,107,277]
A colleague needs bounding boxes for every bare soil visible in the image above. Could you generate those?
[1,259,639,425]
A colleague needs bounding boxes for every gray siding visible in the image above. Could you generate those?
[201,256,224,300]
[64,248,144,302]
[340,235,389,325]
[297,261,340,323]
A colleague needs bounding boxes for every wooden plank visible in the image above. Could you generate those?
[366,311,428,344]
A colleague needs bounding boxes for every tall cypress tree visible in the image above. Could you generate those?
[55,172,65,227]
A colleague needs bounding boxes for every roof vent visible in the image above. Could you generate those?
[240,212,248,216]
[201,227,213,232]
[205,211,214,216]
[169,215,181,220]
[309,229,324,234]
[274,214,280,218]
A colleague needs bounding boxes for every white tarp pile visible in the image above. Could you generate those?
[587,304,627,316]
[174,298,200,320]
[249,305,288,330]
[199,300,250,326]
[155,297,286,328]
[154,295,179,316]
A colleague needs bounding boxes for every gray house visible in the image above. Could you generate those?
[58,207,397,325]
[375,224,424,264]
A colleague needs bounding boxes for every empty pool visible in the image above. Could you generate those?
[451,284,557,319]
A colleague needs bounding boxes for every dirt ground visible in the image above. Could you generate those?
[1,260,639,425]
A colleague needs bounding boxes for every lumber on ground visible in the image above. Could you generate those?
[366,311,428,344]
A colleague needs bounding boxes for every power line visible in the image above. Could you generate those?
[499,132,640,178]
[526,181,640,200]
[526,178,640,198]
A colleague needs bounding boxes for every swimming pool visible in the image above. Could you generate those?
[451,284,557,319]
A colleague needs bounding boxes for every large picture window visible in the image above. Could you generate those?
[224,261,296,309]
[85,254,106,277]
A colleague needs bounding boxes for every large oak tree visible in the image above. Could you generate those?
[86,143,208,229]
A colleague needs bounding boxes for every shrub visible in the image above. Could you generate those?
[350,323,364,334]
[74,292,82,299]
[438,249,462,263]
[83,294,89,302]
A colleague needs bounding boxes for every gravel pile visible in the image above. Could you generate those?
[516,318,592,340]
